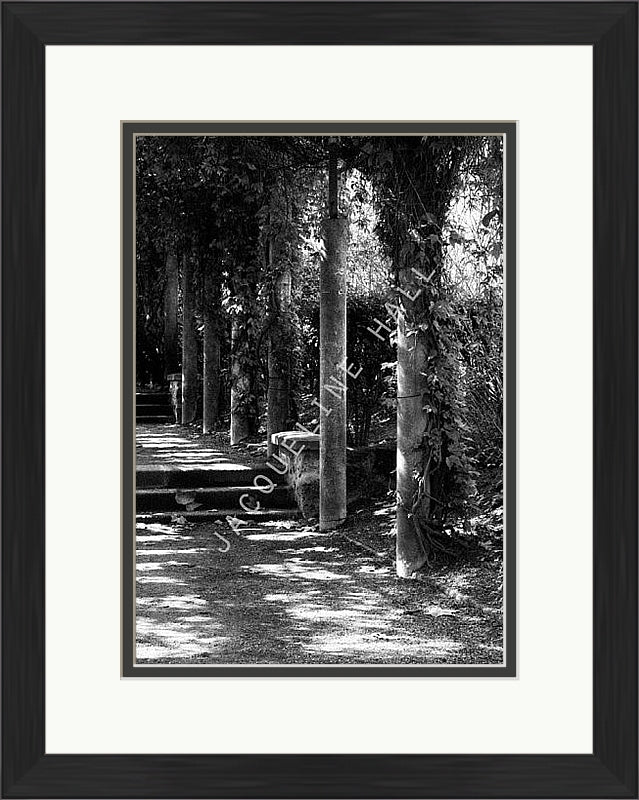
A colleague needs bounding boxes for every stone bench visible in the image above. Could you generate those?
[270,430,395,522]
[270,431,320,520]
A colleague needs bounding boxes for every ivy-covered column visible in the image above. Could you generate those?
[163,244,179,378]
[319,144,348,531]
[267,237,294,457]
[228,269,260,446]
[230,319,251,444]
[396,265,431,577]
[202,264,222,433]
[363,136,471,578]
[181,245,198,425]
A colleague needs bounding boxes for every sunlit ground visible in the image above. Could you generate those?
[135,519,503,665]
[136,424,257,470]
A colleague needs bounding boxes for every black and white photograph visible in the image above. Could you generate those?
[128,127,512,671]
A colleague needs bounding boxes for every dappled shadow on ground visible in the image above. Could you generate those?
[136,426,234,469]
[135,518,503,665]
[136,424,263,470]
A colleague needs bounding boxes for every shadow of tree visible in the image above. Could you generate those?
[135,519,503,665]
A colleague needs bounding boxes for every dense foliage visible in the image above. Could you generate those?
[135,134,504,537]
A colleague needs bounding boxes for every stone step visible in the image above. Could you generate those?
[136,463,287,489]
[136,508,301,524]
[136,484,295,512]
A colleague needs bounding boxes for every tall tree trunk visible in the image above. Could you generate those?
[396,268,430,578]
[181,248,198,425]
[202,267,221,434]
[163,246,179,378]
[267,239,293,457]
[230,319,252,444]
[319,145,348,531]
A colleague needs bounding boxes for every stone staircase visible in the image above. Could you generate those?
[136,392,174,424]
[136,461,300,523]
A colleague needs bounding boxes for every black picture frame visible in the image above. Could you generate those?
[2,2,637,798]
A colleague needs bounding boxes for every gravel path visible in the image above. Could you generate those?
[135,516,503,665]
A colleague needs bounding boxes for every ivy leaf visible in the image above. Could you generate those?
[481,209,500,227]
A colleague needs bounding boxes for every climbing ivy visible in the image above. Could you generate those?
[354,136,484,535]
